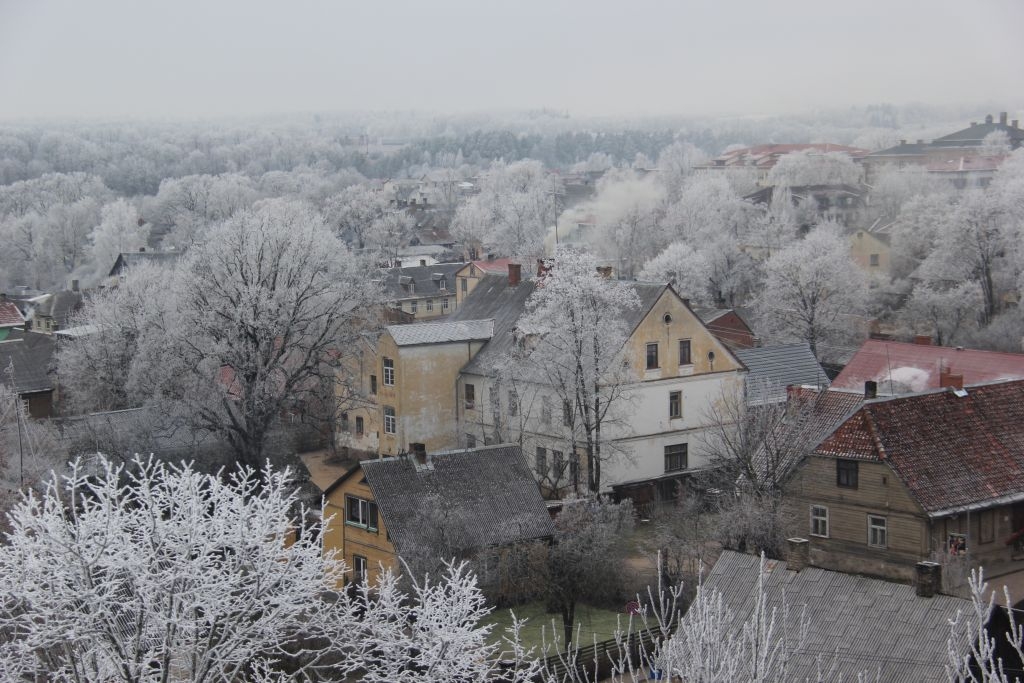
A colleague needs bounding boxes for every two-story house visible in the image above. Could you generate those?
[382,262,465,320]
[785,378,1024,591]
[450,264,747,500]
[334,320,494,457]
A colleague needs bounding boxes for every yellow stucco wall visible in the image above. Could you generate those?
[324,469,396,587]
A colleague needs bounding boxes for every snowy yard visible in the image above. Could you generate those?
[484,601,642,653]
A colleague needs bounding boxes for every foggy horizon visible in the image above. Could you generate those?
[2,0,1023,122]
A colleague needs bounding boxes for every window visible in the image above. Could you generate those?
[568,452,578,483]
[508,389,518,417]
[489,388,500,418]
[464,383,476,410]
[669,391,682,419]
[536,447,548,475]
[383,406,396,434]
[466,433,476,448]
[370,375,377,394]
[346,496,378,531]
[382,358,395,386]
[868,515,887,548]
[340,412,350,432]
[439,279,447,290]
[442,297,450,311]
[541,397,552,425]
[552,450,565,477]
[837,459,858,488]
[410,300,418,314]
[810,505,829,537]
[679,339,692,365]
[355,416,364,435]
[980,510,995,544]
[460,278,468,293]
[664,444,688,472]
[869,253,880,267]
[426,299,434,312]
[948,533,967,556]
[646,343,659,370]
[562,400,572,426]
[353,555,368,583]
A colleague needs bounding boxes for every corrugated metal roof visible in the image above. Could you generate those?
[0,301,25,327]
[696,551,968,683]
[734,343,829,404]
[387,319,494,346]
[361,444,553,555]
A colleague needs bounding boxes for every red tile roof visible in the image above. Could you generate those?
[831,339,1024,394]
[0,301,25,327]
[814,379,1024,515]
[710,143,869,169]
[472,257,517,274]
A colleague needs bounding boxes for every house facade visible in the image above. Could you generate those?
[784,379,1024,590]
[382,262,465,321]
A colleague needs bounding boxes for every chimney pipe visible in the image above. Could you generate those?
[1000,112,1008,125]
[508,263,522,287]
[864,380,878,400]
[787,538,810,572]
[970,121,977,127]
[1013,120,1020,130]
[986,114,994,124]
[899,139,907,146]
[913,335,932,346]
[71,279,79,293]
[940,370,964,390]
[915,561,942,598]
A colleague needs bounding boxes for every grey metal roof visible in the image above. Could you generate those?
[107,251,182,277]
[698,550,969,683]
[734,343,829,404]
[387,319,494,346]
[0,330,55,394]
[361,444,554,555]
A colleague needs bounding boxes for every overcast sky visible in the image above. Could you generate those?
[1,0,1022,121]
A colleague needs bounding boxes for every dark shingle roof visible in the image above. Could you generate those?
[382,262,466,301]
[734,343,829,404]
[107,252,182,277]
[451,273,666,376]
[933,121,1024,145]
[698,551,968,683]
[360,444,553,554]
[0,330,55,394]
[815,379,1024,515]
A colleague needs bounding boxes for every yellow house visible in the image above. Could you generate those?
[335,320,494,457]
[849,228,892,279]
[305,444,553,588]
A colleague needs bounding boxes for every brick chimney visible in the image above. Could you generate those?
[940,369,964,390]
[1000,112,1008,125]
[508,262,521,287]
[1014,120,1020,130]
[913,335,932,346]
[986,114,994,124]
[787,538,810,572]
[864,380,878,400]
[915,561,942,598]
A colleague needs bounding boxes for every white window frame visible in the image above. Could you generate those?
[867,515,887,548]
[383,406,396,434]
[810,505,829,538]
[383,358,395,386]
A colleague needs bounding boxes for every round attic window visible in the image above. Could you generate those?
[663,313,672,325]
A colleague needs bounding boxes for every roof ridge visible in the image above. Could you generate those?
[861,408,887,461]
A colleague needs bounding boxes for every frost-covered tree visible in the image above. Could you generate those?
[0,456,355,682]
[766,150,862,188]
[323,183,386,250]
[509,249,640,494]
[148,173,258,250]
[757,223,869,360]
[945,569,1024,683]
[86,198,149,283]
[368,209,416,266]
[590,169,666,278]
[452,159,556,262]
[657,140,708,200]
[60,200,381,471]
[980,129,1012,157]
[638,241,714,306]
[904,280,984,347]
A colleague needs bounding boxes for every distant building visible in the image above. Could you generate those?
[699,143,869,185]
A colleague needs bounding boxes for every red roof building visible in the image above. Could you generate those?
[704,143,869,171]
[831,339,1024,395]
[0,299,25,329]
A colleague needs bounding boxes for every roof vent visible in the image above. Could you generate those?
[953,388,968,398]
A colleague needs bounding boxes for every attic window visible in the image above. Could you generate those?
[663,313,672,325]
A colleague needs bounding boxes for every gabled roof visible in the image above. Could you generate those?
[107,251,181,277]
[382,262,466,300]
[387,319,494,347]
[0,300,25,328]
[0,330,56,394]
[831,339,1024,395]
[734,343,829,404]
[814,379,1024,516]
[31,290,83,327]
[708,144,868,169]
[360,444,554,554]
[933,120,1024,146]
[699,551,968,683]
